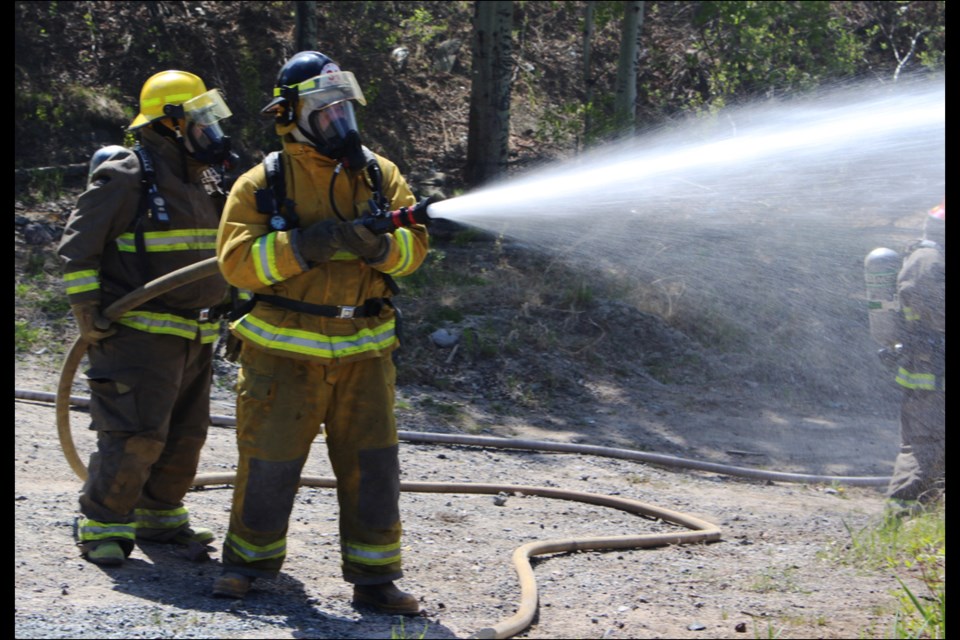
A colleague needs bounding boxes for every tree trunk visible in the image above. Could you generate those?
[614,1,645,137]
[465,0,513,188]
[295,1,318,53]
[582,2,595,149]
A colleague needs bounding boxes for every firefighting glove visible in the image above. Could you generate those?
[70,300,117,344]
[877,345,903,371]
[297,219,341,264]
[337,221,389,262]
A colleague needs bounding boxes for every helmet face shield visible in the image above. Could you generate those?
[295,70,366,107]
[181,89,232,164]
[183,89,232,126]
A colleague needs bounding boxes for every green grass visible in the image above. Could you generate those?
[391,618,429,639]
[834,503,945,639]
[15,320,43,353]
[15,277,73,353]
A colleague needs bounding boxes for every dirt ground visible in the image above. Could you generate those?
[15,338,916,640]
[15,187,928,640]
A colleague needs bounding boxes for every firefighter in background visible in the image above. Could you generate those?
[213,51,428,614]
[873,200,945,510]
[58,71,232,566]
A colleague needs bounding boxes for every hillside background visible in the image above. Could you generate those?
[14,1,946,446]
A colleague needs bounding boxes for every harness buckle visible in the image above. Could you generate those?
[198,308,211,321]
[337,306,356,319]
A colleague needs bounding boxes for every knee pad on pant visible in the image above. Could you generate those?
[241,456,306,532]
[358,445,400,529]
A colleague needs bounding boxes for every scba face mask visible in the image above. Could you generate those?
[293,70,368,169]
[301,99,365,167]
[181,89,233,164]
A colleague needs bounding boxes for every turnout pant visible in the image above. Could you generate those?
[77,325,212,551]
[887,387,945,502]
[222,346,403,585]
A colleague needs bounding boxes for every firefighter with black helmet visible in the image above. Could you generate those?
[213,51,428,614]
[58,70,232,566]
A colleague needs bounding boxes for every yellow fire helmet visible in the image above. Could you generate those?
[130,70,210,130]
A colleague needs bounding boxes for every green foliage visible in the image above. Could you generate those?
[390,618,429,639]
[831,504,945,638]
[14,274,70,353]
[536,100,590,147]
[691,1,865,108]
[460,325,498,359]
[395,249,487,296]
[748,564,809,594]
[591,0,626,29]
[400,7,447,46]
[561,279,595,310]
[15,321,42,353]
[27,169,66,202]
[451,228,489,246]
[417,396,461,419]
[15,273,72,353]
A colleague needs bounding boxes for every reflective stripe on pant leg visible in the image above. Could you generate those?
[222,347,327,577]
[134,506,190,540]
[76,517,136,555]
[324,356,403,583]
[80,327,183,523]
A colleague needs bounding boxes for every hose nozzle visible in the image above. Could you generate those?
[358,195,438,235]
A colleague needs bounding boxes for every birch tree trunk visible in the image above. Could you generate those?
[465,0,513,187]
[614,1,645,137]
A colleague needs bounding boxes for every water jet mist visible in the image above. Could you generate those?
[425,77,944,413]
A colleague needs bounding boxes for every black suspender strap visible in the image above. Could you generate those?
[254,294,391,319]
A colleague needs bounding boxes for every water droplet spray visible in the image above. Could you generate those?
[423,77,943,417]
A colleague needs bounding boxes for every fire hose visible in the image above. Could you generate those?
[20,256,889,639]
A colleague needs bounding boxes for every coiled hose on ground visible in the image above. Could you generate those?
[15,257,891,639]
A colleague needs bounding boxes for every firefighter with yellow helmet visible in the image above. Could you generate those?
[58,70,233,565]
[212,51,428,614]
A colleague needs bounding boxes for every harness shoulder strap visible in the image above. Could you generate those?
[132,146,169,226]
[129,145,166,281]
[359,148,401,295]
[361,146,389,212]
[255,150,300,231]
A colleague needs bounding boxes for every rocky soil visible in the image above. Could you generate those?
[15,360,910,639]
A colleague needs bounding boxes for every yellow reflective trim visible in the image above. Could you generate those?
[233,313,396,359]
[342,540,402,566]
[902,306,921,322]
[383,228,415,276]
[252,233,283,285]
[141,92,195,108]
[116,228,218,253]
[77,518,136,542]
[117,310,212,341]
[64,269,101,295]
[225,532,286,562]
[134,507,189,530]
[895,367,937,391]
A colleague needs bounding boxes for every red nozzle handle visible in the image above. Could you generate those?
[360,197,435,235]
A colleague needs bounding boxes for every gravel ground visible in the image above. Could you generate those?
[15,356,911,640]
